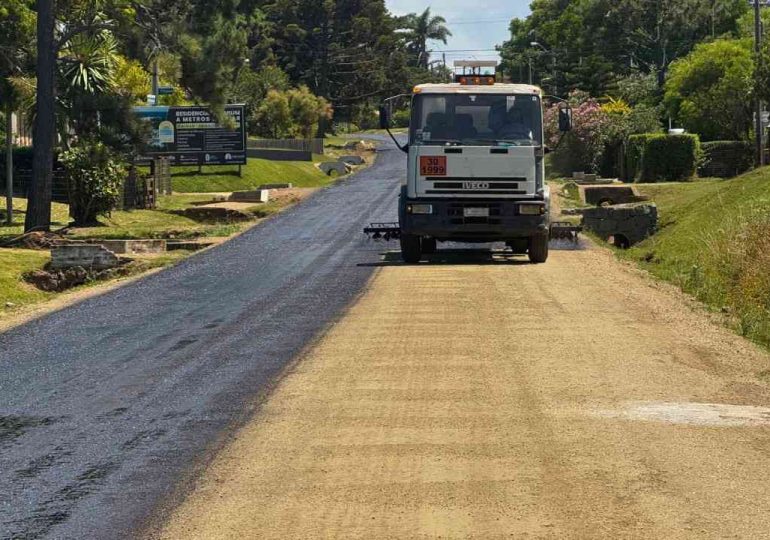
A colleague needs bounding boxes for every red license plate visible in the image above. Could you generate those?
[420,156,447,176]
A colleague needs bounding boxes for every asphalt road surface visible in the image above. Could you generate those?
[0,137,404,539]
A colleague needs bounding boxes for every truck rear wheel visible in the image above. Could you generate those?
[422,237,437,254]
[400,234,422,263]
[528,235,549,264]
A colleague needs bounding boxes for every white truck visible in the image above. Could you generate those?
[376,61,573,264]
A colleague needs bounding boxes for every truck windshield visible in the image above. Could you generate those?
[410,93,542,147]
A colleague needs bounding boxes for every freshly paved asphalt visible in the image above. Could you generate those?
[0,137,404,539]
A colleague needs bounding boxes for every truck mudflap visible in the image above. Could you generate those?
[363,222,401,241]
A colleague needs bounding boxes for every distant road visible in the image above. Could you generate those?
[0,137,404,539]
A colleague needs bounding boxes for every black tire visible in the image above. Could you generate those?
[506,239,528,254]
[400,234,422,263]
[528,235,549,264]
[422,237,437,254]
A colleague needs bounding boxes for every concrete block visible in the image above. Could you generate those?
[229,190,270,203]
[319,161,349,176]
[98,239,167,255]
[257,183,293,190]
[51,244,120,270]
[340,155,365,166]
[582,203,658,246]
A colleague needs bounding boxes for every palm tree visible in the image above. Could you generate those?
[401,8,452,69]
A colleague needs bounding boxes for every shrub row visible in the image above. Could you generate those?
[624,134,701,182]
[699,141,753,178]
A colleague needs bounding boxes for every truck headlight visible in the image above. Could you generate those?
[519,204,545,216]
[407,204,433,215]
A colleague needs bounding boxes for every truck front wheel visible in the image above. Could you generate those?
[400,234,422,263]
[528,235,549,264]
[422,237,437,254]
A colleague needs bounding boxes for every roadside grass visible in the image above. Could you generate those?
[170,157,329,193]
[0,196,244,241]
[0,249,53,310]
[0,249,190,318]
[622,170,770,346]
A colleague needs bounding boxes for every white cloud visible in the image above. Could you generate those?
[385,0,530,64]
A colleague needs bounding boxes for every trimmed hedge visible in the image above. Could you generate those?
[624,134,700,183]
[624,134,654,182]
[699,141,753,178]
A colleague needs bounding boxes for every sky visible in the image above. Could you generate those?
[385,0,531,65]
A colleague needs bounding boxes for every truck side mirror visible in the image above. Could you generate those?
[558,106,573,132]
[379,105,391,130]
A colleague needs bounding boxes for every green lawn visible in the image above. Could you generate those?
[0,196,244,241]
[171,158,328,192]
[0,249,53,311]
[621,170,770,346]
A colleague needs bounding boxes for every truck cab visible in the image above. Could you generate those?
[382,61,570,264]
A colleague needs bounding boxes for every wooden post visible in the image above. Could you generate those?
[5,105,13,225]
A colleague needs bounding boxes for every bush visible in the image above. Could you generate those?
[60,142,125,226]
[699,141,753,178]
[392,109,411,128]
[624,134,653,182]
[625,134,700,182]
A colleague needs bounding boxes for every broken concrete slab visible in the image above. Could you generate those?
[51,245,120,270]
[582,203,658,247]
[229,190,270,203]
[175,207,254,222]
[98,239,167,255]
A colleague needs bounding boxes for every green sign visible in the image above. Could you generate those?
[157,86,174,96]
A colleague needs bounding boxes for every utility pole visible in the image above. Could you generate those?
[152,59,159,97]
[755,0,764,166]
[5,105,12,225]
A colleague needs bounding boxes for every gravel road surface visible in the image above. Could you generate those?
[0,137,404,539]
[156,247,770,539]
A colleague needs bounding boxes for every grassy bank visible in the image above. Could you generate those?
[0,249,53,308]
[622,170,770,346]
[171,158,328,192]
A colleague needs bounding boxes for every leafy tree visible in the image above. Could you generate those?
[287,85,332,139]
[664,39,754,141]
[254,89,292,138]
[499,0,749,96]
[399,8,452,69]
[60,140,125,226]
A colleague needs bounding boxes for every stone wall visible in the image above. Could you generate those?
[581,203,658,247]
[583,186,646,206]
[51,245,120,270]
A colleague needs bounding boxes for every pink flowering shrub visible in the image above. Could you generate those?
[545,91,612,174]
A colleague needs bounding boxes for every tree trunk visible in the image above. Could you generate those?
[25,0,56,232]
[5,103,12,225]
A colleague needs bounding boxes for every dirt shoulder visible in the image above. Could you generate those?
[152,242,770,539]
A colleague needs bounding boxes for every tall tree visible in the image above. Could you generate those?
[0,0,34,225]
[400,8,452,69]
[26,0,136,232]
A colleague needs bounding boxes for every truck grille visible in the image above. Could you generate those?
[447,203,502,225]
[425,177,527,195]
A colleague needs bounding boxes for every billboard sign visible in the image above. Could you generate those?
[134,104,247,166]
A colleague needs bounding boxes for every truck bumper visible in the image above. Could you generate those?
[400,197,549,242]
